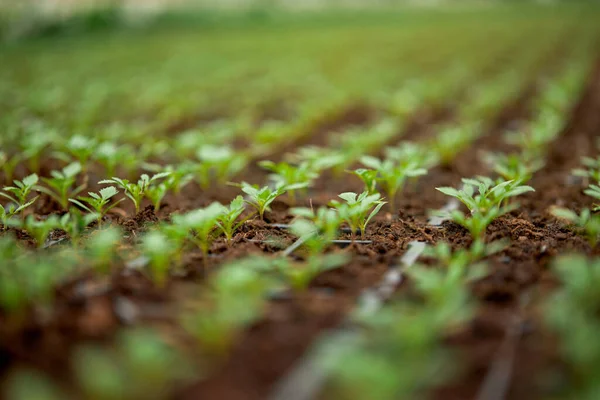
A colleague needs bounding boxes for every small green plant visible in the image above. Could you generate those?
[95,142,139,178]
[144,163,194,195]
[55,135,96,172]
[436,177,534,240]
[573,156,600,183]
[4,369,64,400]
[74,328,192,400]
[358,155,427,212]
[35,162,86,209]
[69,186,123,224]
[352,168,379,195]
[485,152,544,183]
[215,196,248,245]
[9,215,60,248]
[544,255,600,399]
[171,203,224,269]
[59,209,98,246]
[583,183,600,211]
[86,227,122,275]
[182,260,272,356]
[0,151,21,184]
[99,173,170,214]
[196,145,247,188]
[259,160,317,204]
[291,206,344,249]
[0,238,76,314]
[239,182,287,220]
[0,174,39,216]
[329,191,386,239]
[273,253,348,291]
[141,231,178,287]
[551,207,600,247]
[429,123,479,166]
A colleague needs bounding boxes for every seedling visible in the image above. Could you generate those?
[95,142,139,178]
[259,160,317,204]
[182,260,271,356]
[0,151,21,184]
[4,369,64,400]
[35,162,86,209]
[69,186,123,224]
[144,163,194,195]
[74,328,192,400]
[544,255,600,399]
[9,215,60,248]
[145,181,169,212]
[274,253,348,291]
[99,173,170,214]
[573,156,600,183]
[359,155,427,212]
[171,203,224,269]
[142,231,178,287]
[437,177,534,213]
[436,177,534,240]
[55,135,96,172]
[239,182,287,220]
[215,196,248,245]
[291,206,344,246]
[287,146,345,172]
[87,227,122,275]
[59,209,98,246]
[352,168,378,195]
[551,207,600,247]
[485,152,544,183]
[196,145,247,188]
[584,184,600,211]
[0,174,39,214]
[429,123,479,166]
[329,191,386,239]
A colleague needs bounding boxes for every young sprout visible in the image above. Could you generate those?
[182,260,271,357]
[291,206,344,247]
[505,111,562,160]
[286,146,345,172]
[485,152,544,183]
[436,177,534,240]
[573,156,600,183]
[240,182,287,221]
[35,162,86,210]
[0,174,39,216]
[196,145,247,188]
[258,160,318,204]
[56,135,96,172]
[69,186,123,224]
[215,196,248,245]
[144,163,194,195]
[99,173,170,214]
[584,183,600,211]
[544,255,600,399]
[352,168,379,195]
[74,328,192,400]
[359,155,427,213]
[142,231,178,287]
[329,191,386,239]
[551,207,600,247]
[0,151,21,184]
[9,215,60,248]
[95,142,139,178]
[59,209,98,246]
[87,227,122,275]
[171,203,224,269]
[5,369,64,400]
[145,181,169,212]
[429,123,479,166]
[275,253,348,291]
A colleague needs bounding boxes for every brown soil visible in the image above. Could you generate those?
[1,43,599,400]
